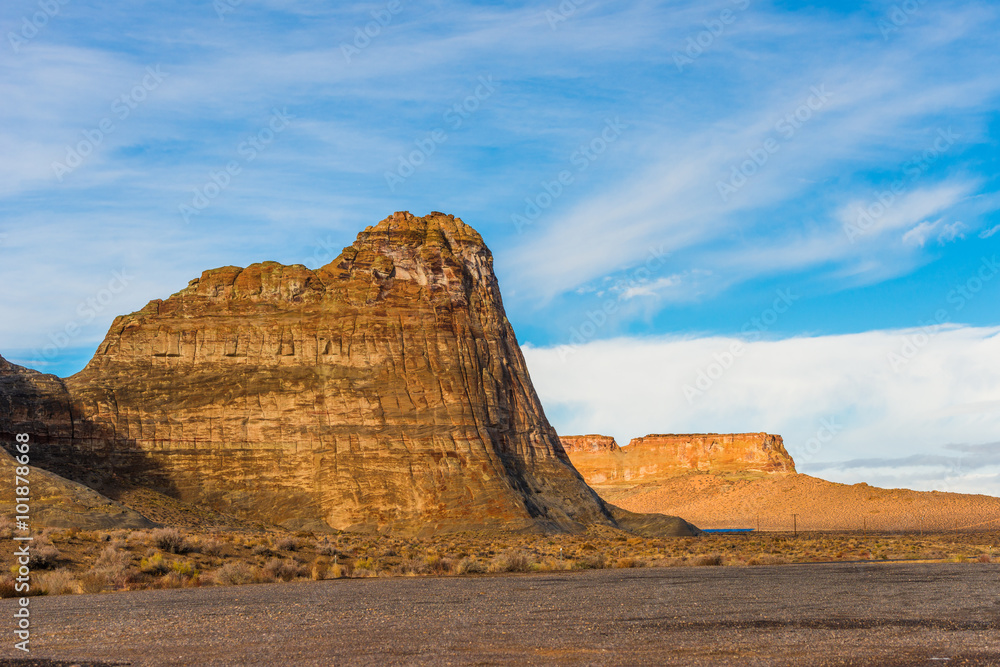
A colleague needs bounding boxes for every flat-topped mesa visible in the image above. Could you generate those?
[560,432,795,488]
[559,435,620,454]
[3,212,697,537]
[626,433,796,475]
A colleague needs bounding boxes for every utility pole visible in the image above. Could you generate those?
[792,513,798,537]
[757,512,760,532]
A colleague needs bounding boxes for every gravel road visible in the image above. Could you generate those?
[2,562,998,666]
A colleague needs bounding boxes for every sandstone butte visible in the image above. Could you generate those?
[560,433,796,488]
[0,212,696,537]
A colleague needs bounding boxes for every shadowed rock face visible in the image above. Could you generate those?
[560,433,796,488]
[0,448,153,530]
[0,354,74,446]
[1,212,697,537]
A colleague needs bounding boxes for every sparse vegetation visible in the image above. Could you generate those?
[152,528,189,554]
[211,562,257,586]
[263,558,306,582]
[275,537,300,551]
[1,525,993,597]
[311,558,329,580]
[489,551,530,573]
[198,538,227,557]
[690,553,723,567]
[170,560,199,577]
[455,557,487,574]
[37,569,78,595]
[28,544,61,569]
[0,576,18,598]
[78,571,109,594]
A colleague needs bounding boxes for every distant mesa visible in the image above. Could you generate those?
[559,434,621,454]
[560,432,795,488]
[1,212,696,537]
[562,432,1000,532]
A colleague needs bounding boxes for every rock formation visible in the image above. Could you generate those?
[1,212,697,537]
[560,432,795,489]
[560,435,620,454]
[0,354,74,446]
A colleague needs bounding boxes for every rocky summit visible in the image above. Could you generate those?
[561,433,796,489]
[1,212,696,537]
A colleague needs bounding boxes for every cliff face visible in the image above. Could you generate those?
[1,212,696,536]
[559,435,620,454]
[560,433,795,488]
[0,355,74,447]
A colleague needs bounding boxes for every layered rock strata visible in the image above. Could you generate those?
[560,435,620,454]
[2,212,697,536]
[560,433,795,488]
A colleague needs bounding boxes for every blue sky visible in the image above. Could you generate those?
[2,0,999,495]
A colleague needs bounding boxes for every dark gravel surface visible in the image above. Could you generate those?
[2,562,998,666]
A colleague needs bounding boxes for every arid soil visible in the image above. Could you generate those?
[4,563,998,666]
[600,472,1000,532]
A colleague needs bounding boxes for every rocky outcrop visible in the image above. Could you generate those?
[0,354,74,447]
[560,435,620,454]
[1,212,697,537]
[626,433,795,475]
[560,432,795,488]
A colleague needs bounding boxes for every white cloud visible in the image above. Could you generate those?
[980,223,1000,239]
[937,220,967,244]
[523,326,1000,496]
[902,219,939,247]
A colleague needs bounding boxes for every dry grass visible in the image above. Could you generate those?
[5,526,994,597]
[36,569,78,595]
[140,553,170,575]
[263,558,307,582]
[210,562,257,586]
[151,528,189,554]
[78,571,109,594]
[0,576,19,598]
[455,557,487,575]
[488,551,531,573]
[689,554,723,567]
[28,544,61,569]
[274,536,301,552]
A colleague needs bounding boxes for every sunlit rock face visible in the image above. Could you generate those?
[561,433,796,487]
[2,212,702,536]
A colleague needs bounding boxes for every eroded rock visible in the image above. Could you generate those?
[2,212,697,537]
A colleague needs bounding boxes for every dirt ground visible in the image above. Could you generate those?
[3,562,998,666]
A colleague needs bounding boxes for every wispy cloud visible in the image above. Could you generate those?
[1,0,999,417]
[502,3,1000,306]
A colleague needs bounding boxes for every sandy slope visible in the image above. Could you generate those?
[598,473,1000,532]
[0,448,152,530]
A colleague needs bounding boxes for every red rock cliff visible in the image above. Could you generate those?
[559,435,620,454]
[560,432,795,487]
